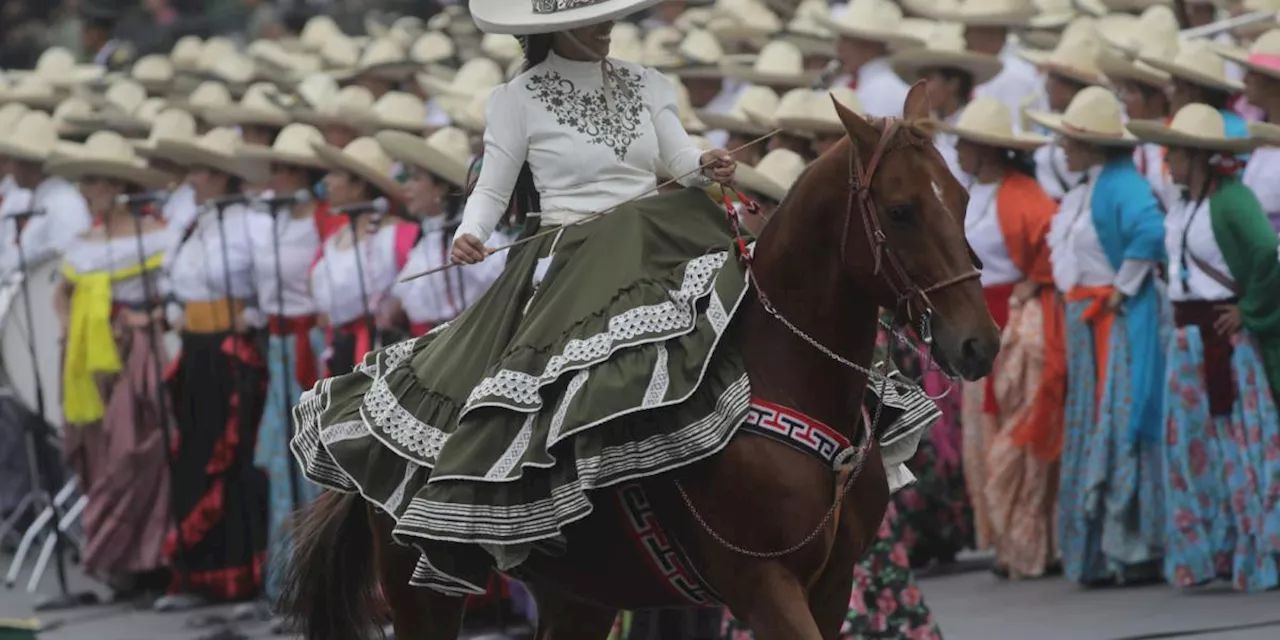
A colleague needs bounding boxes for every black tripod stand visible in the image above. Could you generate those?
[1,207,97,611]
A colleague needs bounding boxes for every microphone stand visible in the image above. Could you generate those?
[344,211,380,360]
[125,200,194,599]
[267,201,303,513]
[6,209,96,611]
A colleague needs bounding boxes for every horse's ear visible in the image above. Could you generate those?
[903,80,932,121]
[831,94,880,146]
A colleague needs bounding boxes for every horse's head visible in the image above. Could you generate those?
[819,81,998,380]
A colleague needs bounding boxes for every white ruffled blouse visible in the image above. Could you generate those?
[62,228,175,304]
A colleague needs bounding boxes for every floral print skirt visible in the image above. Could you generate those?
[1163,325,1280,592]
[719,502,943,639]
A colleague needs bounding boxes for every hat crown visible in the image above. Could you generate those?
[752,41,805,75]
[426,126,472,162]
[209,52,257,84]
[323,36,362,68]
[732,85,780,119]
[295,73,340,108]
[271,123,324,157]
[302,15,343,47]
[1252,29,1280,57]
[1137,5,1179,36]
[196,128,244,158]
[679,29,725,64]
[170,36,204,68]
[241,83,288,113]
[835,0,904,30]
[105,79,148,113]
[1173,39,1230,82]
[413,31,457,63]
[148,108,197,143]
[773,88,816,121]
[1167,103,1228,140]
[956,97,1017,137]
[1062,85,1125,136]
[190,81,233,109]
[53,97,93,123]
[6,111,58,151]
[135,97,167,120]
[453,58,505,92]
[0,103,29,133]
[361,38,408,69]
[480,34,520,62]
[133,55,174,82]
[201,37,239,62]
[757,148,806,189]
[79,130,148,166]
[1048,31,1102,76]
[327,86,376,116]
[35,47,76,75]
[342,137,395,177]
[828,86,864,116]
[1132,31,1178,60]
[373,91,426,121]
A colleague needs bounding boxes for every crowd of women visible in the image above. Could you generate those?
[1,0,1279,638]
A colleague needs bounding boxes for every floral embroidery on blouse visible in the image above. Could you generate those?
[525,69,646,162]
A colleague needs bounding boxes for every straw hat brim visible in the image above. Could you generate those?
[311,142,403,201]
[1216,48,1280,81]
[696,111,773,136]
[938,7,1040,27]
[351,114,428,136]
[153,138,268,182]
[718,62,820,88]
[778,32,837,58]
[240,143,327,170]
[890,50,1003,87]
[1140,57,1243,93]
[375,130,469,189]
[0,138,53,162]
[293,106,370,129]
[1020,51,1105,86]
[775,115,845,135]
[0,91,63,109]
[417,74,478,99]
[61,114,152,138]
[45,157,171,190]
[1025,110,1139,146]
[331,61,422,83]
[817,16,925,47]
[734,162,786,202]
[1126,119,1259,153]
[935,121,1050,151]
[202,104,291,128]
[470,0,662,35]
[667,64,727,80]
[1097,53,1170,88]
[1017,30,1062,52]
[1251,121,1280,145]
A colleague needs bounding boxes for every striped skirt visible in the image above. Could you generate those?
[1057,300,1165,585]
[1163,322,1280,592]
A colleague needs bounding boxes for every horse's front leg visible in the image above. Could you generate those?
[370,508,465,640]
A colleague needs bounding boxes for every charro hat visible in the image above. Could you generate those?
[417,58,504,104]
[8,47,104,87]
[1019,19,1105,86]
[820,0,927,47]
[1098,34,1176,88]
[1251,120,1280,145]
[46,130,170,189]
[0,111,63,162]
[774,86,863,134]
[447,87,497,134]
[168,80,234,115]
[352,91,428,134]
[642,27,685,68]
[720,41,819,88]
[201,83,291,128]
[667,29,735,79]
[312,137,403,200]
[1025,85,1139,146]
[937,97,1049,151]
[1098,6,1178,55]
[153,127,268,182]
[0,76,62,109]
[1216,29,1280,81]
[1141,38,1243,94]
[697,85,779,136]
[932,0,1037,26]
[411,31,457,65]
[1127,103,1259,153]
[51,96,97,138]
[240,123,327,169]
[734,148,806,201]
[130,54,176,94]
[333,38,419,82]
[294,85,376,128]
[0,103,30,135]
[470,0,664,35]
[376,127,472,188]
[169,35,204,71]
[133,108,198,155]
[890,25,1004,86]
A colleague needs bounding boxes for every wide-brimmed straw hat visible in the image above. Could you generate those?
[418,58,504,104]
[448,87,497,134]
[932,0,1038,27]
[202,83,290,128]
[169,35,204,71]
[1251,120,1280,146]
[719,41,819,88]
[610,22,647,64]
[774,86,863,135]
[890,26,1004,86]
[352,91,428,134]
[0,103,30,135]
[1098,6,1178,55]
[300,15,346,52]
[1127,103,1259,154]
[1141,39,1243,94]
[154,127,268,182]
[312,137,403,200]
[820,0,926,47]
[0,76,62,109]
[8,47,104,88]
[51,96,96,138]
[295,85,376,128]
[1026,85,1138,146]
[697,85,779,136]
[1097,32,1176,88]
[470,0,663,35]
[130,54,176,94]
[756,89,816,137]
[240,123,326,169]
[734,148,807,201]
[411,31,457,65]
[642,27,685,68]
[46,130,170,189]
[133,108,198,155]
[1019,21,1105,85]
[1216,29,1280,81]
[169,80,234,115]
[0,111,62,162]
[333,38,419,82]
[666,29,734,79]
[376,127,472,189]
[705,0,783,45]
[938,97,1049,151]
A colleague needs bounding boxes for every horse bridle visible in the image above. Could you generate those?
[839,119,982,337]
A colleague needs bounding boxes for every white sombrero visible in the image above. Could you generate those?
[1097,35,1175,88]
[0,111,62,162]
[642,27,685,68]
[240,122,327,169]
[1019,20,1106,86]
[51,96,97,138]
[154,127,268,182]
[168,80,234,116]
[376,127,472,189]
[933,0,1038,27]
[333,38,419,82]
[697,85,779,136]
[170,35,205,72]
[706,0,783,45]
[1127,103,1258,153]
[1141,38,1243,94]
[938,96,1049,151]
[201,83,291,128]
[294,85,376,128]
[734,148,807,201]
[610,22,647,64]
[411,31,457,65]
[46,130,170,189]
[130,54,176,94]
[820,0,927,47]
[9,47,104,88]
[0,76,62,109]
[890,25,1004,86]
[352,91,428,134]
[133,108,198,156]
[0,103,30,135]
[719,41,819,88]
[1217,29,1280,81]
[1098,6,1178,56]
[667,29,735,79]
[775,86,864,135]
[1025,85,1139,146]
[471,0,664,35]
[418,58,504,104]
[448,87,497,134]
[1251,120,1280,146]
[300,15,346,53]
[312,137,403,200]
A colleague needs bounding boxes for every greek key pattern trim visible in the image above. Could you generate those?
[740,399,853,468]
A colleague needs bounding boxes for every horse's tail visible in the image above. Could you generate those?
[279,491,383,640]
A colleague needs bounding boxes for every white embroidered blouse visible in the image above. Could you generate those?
[62,228,175,304]
[166,203,260,303]
[965,181,1024,287]
[247,210,321,318]
[455,52,708,243]
[1048,166,1153,295]
[1164,196,1235,302]
[392,217,508,326]
[310,224,403,327]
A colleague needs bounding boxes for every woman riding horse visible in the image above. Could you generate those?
[285,1,1000,638]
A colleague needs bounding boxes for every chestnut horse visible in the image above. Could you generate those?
[280,82,999,639]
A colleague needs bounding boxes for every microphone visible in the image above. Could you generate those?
[813,59,844,90]
[2,208,46,220]
[333,197,390,217]
[257,189,313,209]
[115,190,171,206]
[204,193,257,210]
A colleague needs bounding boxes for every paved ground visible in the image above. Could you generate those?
[2,556,1279,639]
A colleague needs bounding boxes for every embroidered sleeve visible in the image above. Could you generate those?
[645,69,709,188]
[456,84,527,244]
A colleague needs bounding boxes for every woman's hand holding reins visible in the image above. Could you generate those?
[701,149,737,185]
[452,234,492,265]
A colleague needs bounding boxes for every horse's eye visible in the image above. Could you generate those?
[887,205,913,224]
